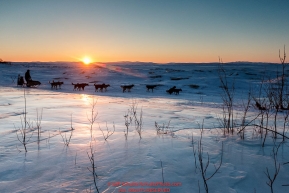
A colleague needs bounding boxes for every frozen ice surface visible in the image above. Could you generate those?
[0,62,289,192]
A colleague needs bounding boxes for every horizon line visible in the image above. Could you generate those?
[1,60,284,64]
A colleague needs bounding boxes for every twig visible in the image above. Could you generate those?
[264,142,282,193]
[252,124,289,139]
[99,122,115,141]
[197,120,223,193]
[59,128,73,146]
[87,142,100,193]
[15,88,33,152]
[36,108,43,143]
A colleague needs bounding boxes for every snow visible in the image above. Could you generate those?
[0,62,289,193]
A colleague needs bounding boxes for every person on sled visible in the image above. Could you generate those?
[24,69,41,87]
[25,70,32,82]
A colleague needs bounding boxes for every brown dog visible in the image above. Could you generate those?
[50,81,64,89]
[72,83,89,91]
[102,84,110,91]
[94,83,110,92]
[49,81,57,89]
[94,84,103,92]
[121,84,134,92]
[56,81,64,89]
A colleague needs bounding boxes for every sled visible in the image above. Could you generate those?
[26,80,41,87]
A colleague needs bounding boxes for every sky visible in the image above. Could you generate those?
[0,0,289,63]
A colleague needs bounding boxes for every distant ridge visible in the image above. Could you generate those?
[0,58,11,65]
[229,61,279,65]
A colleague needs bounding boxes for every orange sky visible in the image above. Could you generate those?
[0,1,288,63]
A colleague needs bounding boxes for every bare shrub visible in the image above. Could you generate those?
[59,129,73,146]
[123,100,143,139]
[87,142,100,193]
[237,92,252,139]
[251,46,289,144]
[124,109,132,140]
[191,132,198,173]
[130,100,143,139]
[99,122,115,141]
[194,120,223,193]
[87,98,98,141]
[155,120,174,137]
[59,114,74,146]
[236,92,262,140]
[218,57,235,134]
[35,108,43,143]
[253,78,274,146]
[276,46,287,109]
[264,142,282,193]
[86,98,100,192]
[14,88,33,152]
[15,117,33,152]
[282,110,289,142]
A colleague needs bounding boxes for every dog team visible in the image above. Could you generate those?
[47,81,182,95]
[18,70,182,94]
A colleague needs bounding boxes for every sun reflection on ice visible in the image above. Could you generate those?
[80,94,92,105]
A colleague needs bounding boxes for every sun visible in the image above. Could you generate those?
[82,57,91,65]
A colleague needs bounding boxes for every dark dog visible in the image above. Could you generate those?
[146,85,158,92]
[49,81,57,89]
[166,90,174,95]
[72,83,89,91]
[78,83,89,90]
[94,83,110,92]
[166,86,176,95]
[121,84,134,92]
[50,81,64,89]
[55,81,64,89]
[94,83,103,92]
[72,83,78,90]
[172,88,182,95]
[102,84,110,91]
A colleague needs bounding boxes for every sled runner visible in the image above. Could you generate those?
[26,80,41,87]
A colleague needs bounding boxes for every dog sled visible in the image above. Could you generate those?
[17,75,41,87]
[26,80,41,87]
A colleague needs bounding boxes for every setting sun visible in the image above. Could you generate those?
[82,57,91,65]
